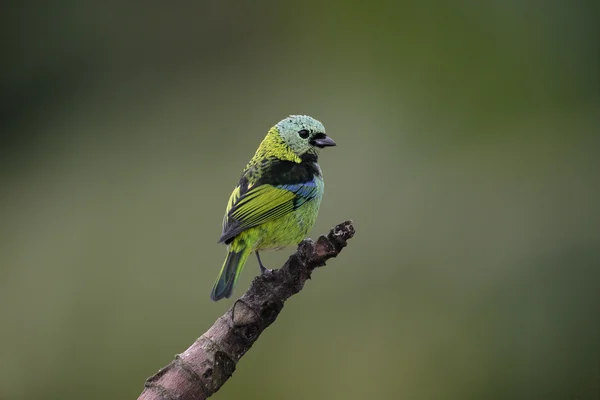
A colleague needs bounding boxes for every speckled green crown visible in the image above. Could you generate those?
[276,115,326,134]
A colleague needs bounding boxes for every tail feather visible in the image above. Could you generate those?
[211,247,251,301]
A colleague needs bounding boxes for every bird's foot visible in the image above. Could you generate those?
[260,265,274,275]
[256,251,273,275]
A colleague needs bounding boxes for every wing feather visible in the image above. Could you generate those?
[219,179,319,244]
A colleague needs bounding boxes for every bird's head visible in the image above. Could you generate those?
[273,115,336,162]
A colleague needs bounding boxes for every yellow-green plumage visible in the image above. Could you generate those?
[211,115,335,301]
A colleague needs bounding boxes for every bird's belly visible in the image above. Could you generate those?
[253,200,320,251]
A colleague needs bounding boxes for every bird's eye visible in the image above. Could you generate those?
[298,129,310,139]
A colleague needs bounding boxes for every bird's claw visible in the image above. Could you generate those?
[260,266,274,275]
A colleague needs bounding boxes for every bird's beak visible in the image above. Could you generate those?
[310,134,336,148]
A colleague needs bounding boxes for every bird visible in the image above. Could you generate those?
[211,115,336,301]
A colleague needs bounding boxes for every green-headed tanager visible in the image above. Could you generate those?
[211,115,335,301]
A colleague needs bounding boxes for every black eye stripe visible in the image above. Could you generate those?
[298,129,310,139]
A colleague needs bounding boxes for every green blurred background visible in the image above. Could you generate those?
[1,1,599,399]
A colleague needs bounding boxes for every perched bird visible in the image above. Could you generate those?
[211,115,336,301]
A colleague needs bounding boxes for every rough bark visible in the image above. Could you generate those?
[138,220,355,400]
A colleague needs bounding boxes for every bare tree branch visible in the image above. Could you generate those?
[138,220,355,400]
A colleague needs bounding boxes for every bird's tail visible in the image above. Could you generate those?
[211,246,252,301]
